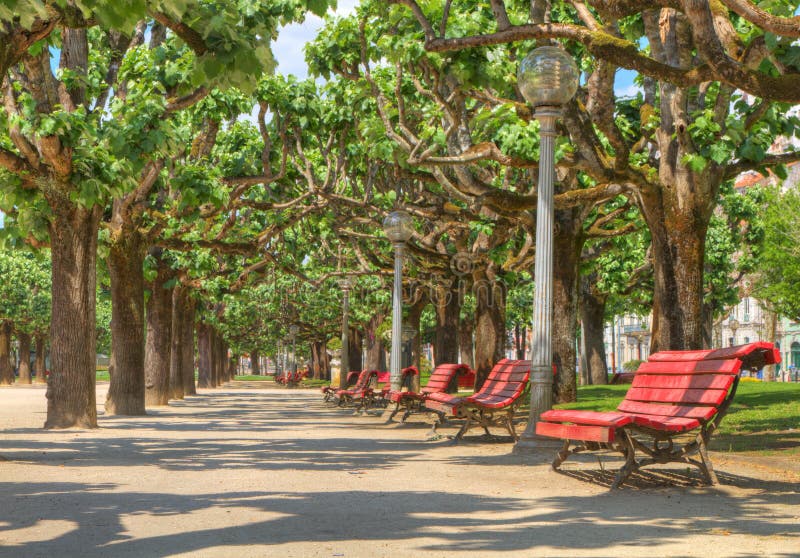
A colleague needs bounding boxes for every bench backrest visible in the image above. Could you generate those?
[422,363,473,394]
[474,359,530,401]
[618,342,780,421]
[353,369,378,391]
[400,366,419,391]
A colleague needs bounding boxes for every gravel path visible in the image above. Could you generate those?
[1,382,798,557]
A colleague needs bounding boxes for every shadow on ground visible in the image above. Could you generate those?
[0,481,797,557]
[1,388,798,556]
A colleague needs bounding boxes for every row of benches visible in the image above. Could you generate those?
[323,359,531,441]
[319,342,780,488]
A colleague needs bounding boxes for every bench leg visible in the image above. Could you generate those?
[612,431,638,489]
[454,416,472,442]
[697,434,719,485]
[504,410,518,441]
[552,440,572,470]
[387,402,401,421]
[401,407,413,423]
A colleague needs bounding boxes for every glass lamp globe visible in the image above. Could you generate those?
[382,210,414,243]
[337,276,353,290]
[289,324,299,336]
[517,46,579,107]
[401,324,417,343]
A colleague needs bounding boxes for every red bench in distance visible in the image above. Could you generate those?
[386,363,473,422]
[423,359,530,441]
[535,342,780,488]
[331,369,378,407]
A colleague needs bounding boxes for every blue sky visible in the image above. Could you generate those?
[271,0,359,79]
[272,1,641,97]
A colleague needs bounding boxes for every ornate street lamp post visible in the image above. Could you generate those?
[338,276,353,389]
[514,46,580,450]
[383,210,414,391]
[289,324,299,374]
[729,318,739,347]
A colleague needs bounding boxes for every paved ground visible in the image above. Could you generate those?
[0,382,798,557]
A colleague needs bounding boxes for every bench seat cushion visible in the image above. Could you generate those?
[540,410,634,427]
[389,391,422,403]
[465,393,520,409]
[628,414,700,432]
[423,392,463,416]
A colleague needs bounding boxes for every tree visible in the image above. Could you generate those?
[0,249,50,384]
[384,0,800,353]
[0,0,333,427]
[752,185,800,320]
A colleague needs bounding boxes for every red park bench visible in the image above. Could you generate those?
[371,366,419,411]
[536,342,780,488]
[386,363,473,422]
[423,359,530,441]
[321,370,362,403]
[276,369,308,387]
[329,369,378,407]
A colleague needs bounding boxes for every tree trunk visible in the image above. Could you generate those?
[310,341,322,380]
[580,275,609,385]
[348,327,363,372]
[514,323,526,360]
[105,237,146,415]
[250,350,261,375]
[764,308,778,381]
[34,336,47,384]
[169,286,185,400]
[472,270,506,389]
[551,206,583,403]
[364,313,386,371]
[433,284,460,366]
[458,312,475,369]
[220,340,230,384]
[216,334,226,385]
[0,323,13,385]
[407,298,425,390]
[640,12,723,353]
[17,332,32,384]
[181,296,196,395]
[144,253,173,407]
[197,323,212,388]
[646,198,709,353]
[45,202,100,428]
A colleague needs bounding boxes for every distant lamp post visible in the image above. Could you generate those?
[383,210,414,391]
[729,319,740,347]
[289,324,299,373]
[515,46,580,450]
[338,276,353,388]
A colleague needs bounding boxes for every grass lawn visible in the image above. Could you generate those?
[234,375,272,381]
[555,382,800,456]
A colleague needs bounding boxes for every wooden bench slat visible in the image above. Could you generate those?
[647,341,778,363]
[631,374,734,390]
[635,359,741,374]
[536,421,615,443]
[624,387,730,405]
[628,413,701,431]
[541,410,634,427]
[616,400,718,420]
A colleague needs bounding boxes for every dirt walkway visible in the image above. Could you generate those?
[1,382,798,557]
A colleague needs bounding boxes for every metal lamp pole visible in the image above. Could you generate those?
[338,277,352,388]
[514,46,580,450]
[383,211,414,392]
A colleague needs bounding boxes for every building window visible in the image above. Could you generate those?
[744,337,750,344]
[729,337,735,347]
